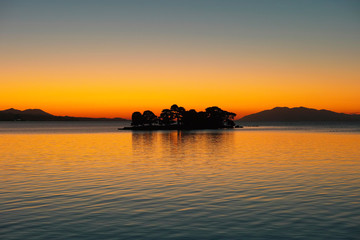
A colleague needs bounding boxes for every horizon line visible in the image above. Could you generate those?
[1,106,360,121]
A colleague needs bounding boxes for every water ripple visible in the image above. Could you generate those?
[1,129,360,239]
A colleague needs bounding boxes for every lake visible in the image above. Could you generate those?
[1,122,359,239]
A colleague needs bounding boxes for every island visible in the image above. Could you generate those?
[120,104,240,131]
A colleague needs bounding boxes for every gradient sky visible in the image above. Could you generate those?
[1,0,359,118]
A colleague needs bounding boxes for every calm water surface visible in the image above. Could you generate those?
[1,122,360,239]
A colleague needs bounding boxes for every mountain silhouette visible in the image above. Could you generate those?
[0,108,128,121]
[239,107,360,122]
[22,109,53,116]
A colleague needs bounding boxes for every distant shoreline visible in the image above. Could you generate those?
[0,119,130,122]
[1,106,360,122]
[0,108,129,121]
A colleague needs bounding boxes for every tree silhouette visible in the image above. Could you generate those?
[170,104,185,125]
[131,111,143,126]
[130,105,236,129]
[142,110,157,126]
[182,109,198,128]
[159,109,175,126]
[205,106,236,128]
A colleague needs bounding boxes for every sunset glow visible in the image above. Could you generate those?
[1,1,359,118]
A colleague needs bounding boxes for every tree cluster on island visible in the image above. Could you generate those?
[128,104,237,130]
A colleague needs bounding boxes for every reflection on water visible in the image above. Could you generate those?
[1,129,360,239]
[132,131,234,163]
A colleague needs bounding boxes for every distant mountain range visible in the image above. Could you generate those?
[0,108,128,121]
[239,107,360,122]
[2,107,360,122]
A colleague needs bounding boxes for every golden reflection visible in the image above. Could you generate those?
[131,130,235,165]
[1,130,360,190]
[131,131,158,157]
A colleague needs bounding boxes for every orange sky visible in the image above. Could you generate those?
[1,1,359,119]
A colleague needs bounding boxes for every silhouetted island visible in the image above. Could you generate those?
[0,108,128,121]
[239,107,360,122]
[121,104,240,131]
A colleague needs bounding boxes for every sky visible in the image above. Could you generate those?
[1,0,359,118]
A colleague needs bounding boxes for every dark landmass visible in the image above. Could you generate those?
[0,108,129,121]
[121,104,239,131]
[121,125,242,131]
[239,107,360,122]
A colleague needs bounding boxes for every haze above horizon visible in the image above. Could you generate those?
[1,0,359,118]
